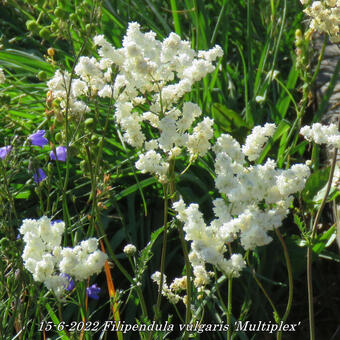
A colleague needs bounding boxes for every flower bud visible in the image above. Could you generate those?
[26,20,40,33]
[39,27,51,40]
[55,132,63,143]
[47,48,55,57]
[123,244,137,256]
[85,117,95,129]
[37,71,47,81]
[54,7,67,19]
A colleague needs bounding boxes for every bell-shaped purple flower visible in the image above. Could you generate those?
[86,284,101,300]
[29,130,48,148]
[33,168,46,184]
[51,219,63,225]
[60,273,75,291]
[50,146,67,162]
[0,145,12,160]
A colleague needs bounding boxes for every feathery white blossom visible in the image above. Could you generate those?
[242,123,276,161]
[301,0,340,43]
[174,125,310,283]
[19,217,107,297]
[300,123,340,149]
[151,271,182,304]
[47,22,222,179]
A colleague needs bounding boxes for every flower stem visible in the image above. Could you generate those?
[307,145,338,340]
[155,183,169,321]
[227,277,233,340]
[169,160,192,336]
[178,225,192,328]
[250,266,280,321]
[275,229,293,340]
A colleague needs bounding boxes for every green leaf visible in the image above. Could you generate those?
[302,167,330,204]
[294,214,306,234]
[312,225,336,254]
[114,177,157,201]
[45,303,69,340]
[15,190,31,199]
[275,63,299,118]
[319,249,340,262]
[138,225,164,270]
[0,49,54,74]
[213,103,247,128]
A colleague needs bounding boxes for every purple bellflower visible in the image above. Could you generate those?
[50,146,67,162]
[29,130,48,148]
[51,219,63,225]
[86,284,101,300]
[33,168,46,184]
[60,273,75,291]
[0,145,12,160]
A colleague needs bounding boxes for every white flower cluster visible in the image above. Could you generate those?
[104,23,222,181]
[300,123,340,149]
[48,22,222,181]
[0,68,5,84]
[301,0,340,43]
[242,123,276,161]
[19,216,107,297]
[47,70,91,117]
[174,125,311,283]
[151,271,185,304]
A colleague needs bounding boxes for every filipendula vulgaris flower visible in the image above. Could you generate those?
[19,217,107,298]
[300,122,340,149]
[106,23,222,182]
[47,69,90,119]
[47,22,223,182]
[173,124,310,290]
[301,0,340,43]
[300,122,340,191]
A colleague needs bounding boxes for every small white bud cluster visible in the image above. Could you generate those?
[151,271,183,304]
[301,0,340,43]
[174,124,311,284]
[123,244,137,256]
[19,216,107,297]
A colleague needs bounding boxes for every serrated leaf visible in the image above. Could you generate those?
[294,214,306,233]
[138,226,164,271]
